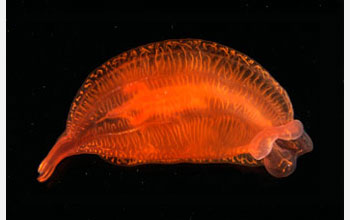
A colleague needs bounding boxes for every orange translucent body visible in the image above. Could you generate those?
[37,39,313,182]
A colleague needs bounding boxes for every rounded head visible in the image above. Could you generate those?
[248,120,313,177]
[264,132,313,177]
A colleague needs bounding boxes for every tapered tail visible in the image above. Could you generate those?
[37,133,76,182]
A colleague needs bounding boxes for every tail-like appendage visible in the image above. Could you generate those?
[37,133,76,182]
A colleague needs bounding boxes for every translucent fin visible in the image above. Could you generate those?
[248,120,304,160]
[263,143,297,177]
[275,131,314,157]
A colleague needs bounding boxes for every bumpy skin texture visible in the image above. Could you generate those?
[37,39,313,182]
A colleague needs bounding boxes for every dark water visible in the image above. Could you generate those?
[7,1,343,219]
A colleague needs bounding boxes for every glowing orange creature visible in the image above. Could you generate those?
[37,39,313,182]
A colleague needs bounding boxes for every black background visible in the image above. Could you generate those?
[7,1,343,219]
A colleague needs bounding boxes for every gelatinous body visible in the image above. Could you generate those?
[37,39,313,182]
